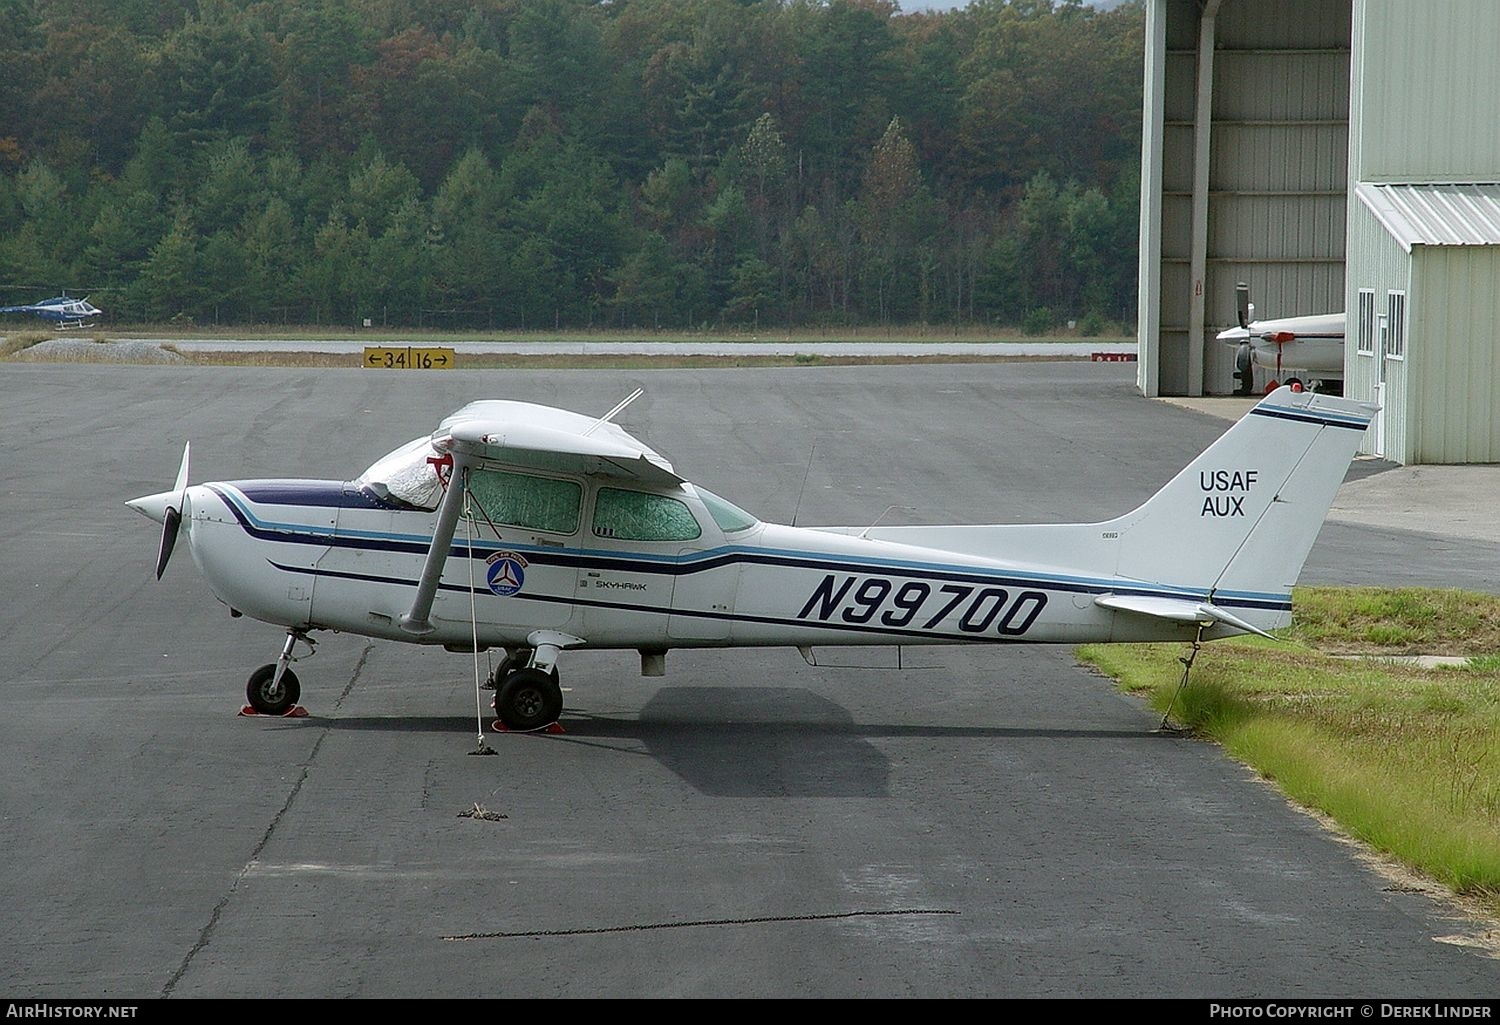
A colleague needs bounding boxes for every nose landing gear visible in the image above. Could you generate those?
[245,630,315,715]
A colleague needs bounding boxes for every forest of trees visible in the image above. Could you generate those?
[0,0,1145,331]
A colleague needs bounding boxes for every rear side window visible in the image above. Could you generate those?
[593,488,702,541]
[469,469,581,534]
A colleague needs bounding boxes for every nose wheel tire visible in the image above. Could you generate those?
[486,648,535,690]
[1233,343,1254,396]
[494,668,563,731]
[247,664,301,715]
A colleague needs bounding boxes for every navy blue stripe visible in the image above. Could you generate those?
[231,479,405,511]
[233,480,343,507]
[1249,407,1369,431]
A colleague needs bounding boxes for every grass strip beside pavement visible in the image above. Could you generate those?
[1078,586,1500,914]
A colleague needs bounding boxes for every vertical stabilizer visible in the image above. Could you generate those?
[1109,387,1375,613]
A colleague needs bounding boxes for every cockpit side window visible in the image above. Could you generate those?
[469,469,582,535]
[593,487,702,542]
[695,487,759,533]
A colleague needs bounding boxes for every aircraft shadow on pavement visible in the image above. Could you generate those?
[324,686,1168,799]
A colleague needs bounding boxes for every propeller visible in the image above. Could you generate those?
[156,509,182,579]
[1232,283,1255,394]
[157,442,191,578]
[126,443,191,579]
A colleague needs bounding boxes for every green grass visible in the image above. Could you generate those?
[1286,586,1500,654]
[1079,586,1500,913]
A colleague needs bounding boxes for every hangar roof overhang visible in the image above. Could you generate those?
[1355,182,1500,252]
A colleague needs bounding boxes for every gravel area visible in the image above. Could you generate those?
[10,338,188,363]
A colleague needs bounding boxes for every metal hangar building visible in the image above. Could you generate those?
[1136,0,1500,465]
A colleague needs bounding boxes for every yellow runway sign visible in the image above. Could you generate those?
[363,346,456,370]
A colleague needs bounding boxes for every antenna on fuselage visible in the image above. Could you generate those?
[790,440,817,527]
[858,505,914,539]
[583,388,644,437]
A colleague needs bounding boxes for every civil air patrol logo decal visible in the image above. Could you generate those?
[485,551,528,597]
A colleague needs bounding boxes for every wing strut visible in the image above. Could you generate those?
[400,459,471,635]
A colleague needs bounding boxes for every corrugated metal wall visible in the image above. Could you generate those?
[1411,248,1500,463]
[1144,0,1351,396]
[1140,0,1498,460]
[1354,0,1500,183]
[1346,0,1500,464]
[1342,198,1410,459]
[1150,0,1200,396]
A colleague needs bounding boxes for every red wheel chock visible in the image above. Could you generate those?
[492,719,566,735]
[238,705,310,718]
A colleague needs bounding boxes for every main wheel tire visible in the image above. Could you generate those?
[246,664,301,715]
[495,668,563,731]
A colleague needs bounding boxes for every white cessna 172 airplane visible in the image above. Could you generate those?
[127,386,1374,732]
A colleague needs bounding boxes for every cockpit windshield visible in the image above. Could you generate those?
[696,486,759,533]
[355,436,444,510]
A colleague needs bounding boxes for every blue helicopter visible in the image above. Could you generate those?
[0,294,102,328]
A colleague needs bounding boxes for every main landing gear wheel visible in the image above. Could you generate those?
[246,664,301,715]
[494,668,563,731]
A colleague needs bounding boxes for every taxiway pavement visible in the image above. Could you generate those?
[2,362,1495,997]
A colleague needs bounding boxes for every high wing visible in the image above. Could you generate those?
[435,400,681,486]
[401,398,678,634]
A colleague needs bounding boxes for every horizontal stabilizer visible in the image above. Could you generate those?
[1094,594,1278,640]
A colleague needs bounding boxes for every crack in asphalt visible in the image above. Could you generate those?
[442,907,960,941]
[161,643,374,998]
